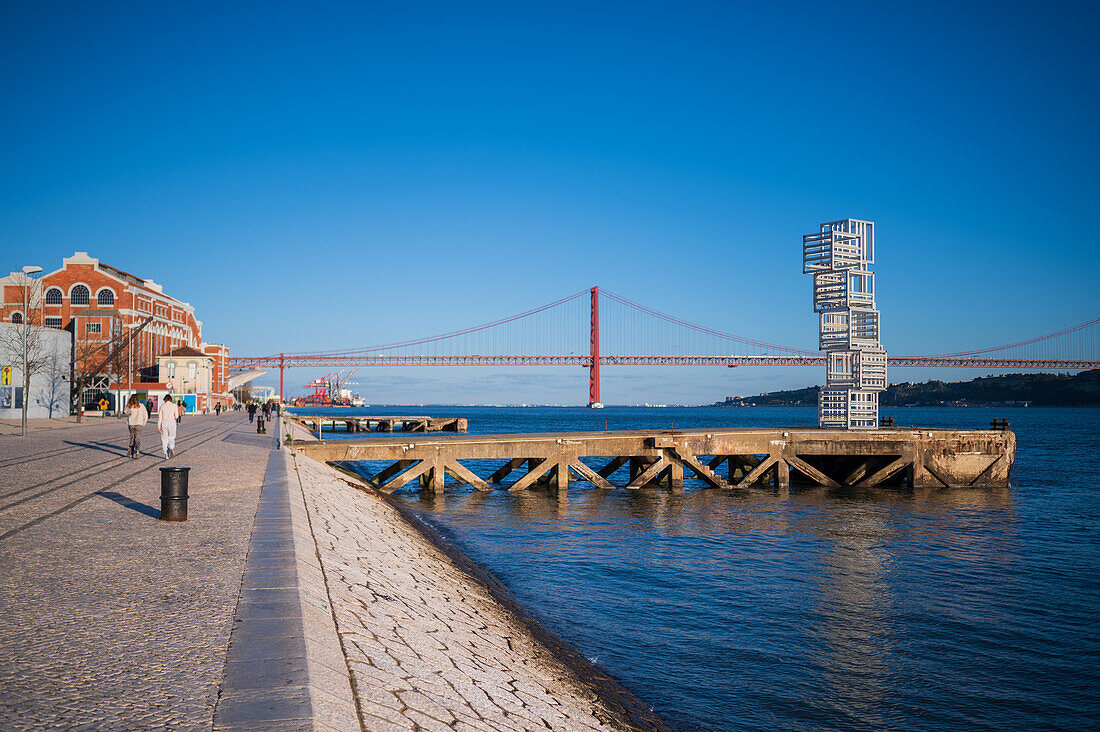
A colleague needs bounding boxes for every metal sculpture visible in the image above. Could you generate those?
[804,219,886,429]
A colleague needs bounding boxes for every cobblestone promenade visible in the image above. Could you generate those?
[0,414,657,731]
[0,413,269,730]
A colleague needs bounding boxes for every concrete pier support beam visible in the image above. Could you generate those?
[292,427,1015,494]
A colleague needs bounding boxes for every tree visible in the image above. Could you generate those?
[73,340,107,422]
[70,315,152,422]
[0,275,50,435]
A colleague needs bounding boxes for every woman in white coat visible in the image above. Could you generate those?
[158,395,179,460]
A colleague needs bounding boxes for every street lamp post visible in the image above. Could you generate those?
[20,265,43,437]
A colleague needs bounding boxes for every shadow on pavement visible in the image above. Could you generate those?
[96,490,160,519]
[63,440,125,456]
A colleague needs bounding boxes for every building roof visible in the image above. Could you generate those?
[164,346,208,358]
[55,253,191,308]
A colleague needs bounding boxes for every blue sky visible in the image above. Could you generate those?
[2,1,1098,404]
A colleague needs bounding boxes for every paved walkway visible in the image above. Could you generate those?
[0,413,271,730]
[0,414,107,435]
[0,415,661,731]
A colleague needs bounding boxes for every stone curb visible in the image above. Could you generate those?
[213,449,360,731]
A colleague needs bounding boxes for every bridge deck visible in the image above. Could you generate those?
[288,426,1015,492]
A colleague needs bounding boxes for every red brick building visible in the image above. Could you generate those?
[1,252,231,410]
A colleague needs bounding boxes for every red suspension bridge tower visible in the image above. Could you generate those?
[589,286,601,408]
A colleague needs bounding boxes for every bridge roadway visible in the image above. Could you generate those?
[231,354,1100,369]
[288,423,1016,492]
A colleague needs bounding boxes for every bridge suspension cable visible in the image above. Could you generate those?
[601,289,817,356]
[917,315,1100,359]
[228,286,1100,402]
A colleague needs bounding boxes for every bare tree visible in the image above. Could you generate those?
[0,275,50,435]
[110,321,126,418]
[73,340,105,422]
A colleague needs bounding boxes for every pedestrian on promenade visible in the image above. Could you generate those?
[125,394,148,459]
[159,395,179,460]
[177,399,184,424]
[247,402,256,423]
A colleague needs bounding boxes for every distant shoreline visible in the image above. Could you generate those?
[713,369,1100,409]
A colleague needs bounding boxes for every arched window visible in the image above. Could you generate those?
[167,362,176,379]
[45,288,63,305]
[11,312,23,324]
[71,285,89,306]
[188,362,197,380]
[97,289,115,306]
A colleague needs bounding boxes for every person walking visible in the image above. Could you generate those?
[247,402,257,423]
[159,395,179,460]
[125,394,148,459]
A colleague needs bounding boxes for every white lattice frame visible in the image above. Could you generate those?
[806,218,884,430]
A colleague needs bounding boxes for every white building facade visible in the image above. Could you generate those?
[0,323,72,419]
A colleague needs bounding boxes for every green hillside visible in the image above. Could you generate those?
[715,369,1100,407]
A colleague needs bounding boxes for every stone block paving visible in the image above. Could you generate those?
[290,452,638,732]
[0,413,271,731]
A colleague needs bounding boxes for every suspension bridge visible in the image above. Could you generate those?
[229,287,1100,404]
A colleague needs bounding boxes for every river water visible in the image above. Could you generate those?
[306,405,1100,731]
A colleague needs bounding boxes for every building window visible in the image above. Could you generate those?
[45,317,63,328]
[188,362,196,380]
[97,289,115,306]
[45,288,63,305]
[167,362,176,379]
[86,322,101,334]
[11,312,22,324]
[71,285,89,306]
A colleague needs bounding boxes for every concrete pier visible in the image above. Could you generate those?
[289,414,468,434]
[290,426,1016,493]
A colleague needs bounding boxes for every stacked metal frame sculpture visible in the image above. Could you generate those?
[803,219,886,429]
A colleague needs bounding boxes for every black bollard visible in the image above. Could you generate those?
[160,467,190,521]
[257,416,266,434]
